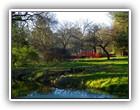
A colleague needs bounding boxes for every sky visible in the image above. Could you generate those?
[54,12,113,26]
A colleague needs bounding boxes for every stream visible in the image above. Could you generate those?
[20,87,116,99]
[12,81,117,99]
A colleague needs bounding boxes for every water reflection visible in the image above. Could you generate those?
[21,88,116,99]
[12,80,53,98]
[12,81,116,99]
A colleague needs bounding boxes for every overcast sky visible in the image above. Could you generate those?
[54,12,113,26]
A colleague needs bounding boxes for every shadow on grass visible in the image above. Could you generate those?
[69,72,128,81]
[78,58,128,63]
[12,63,128,81]
[55,61,128,68]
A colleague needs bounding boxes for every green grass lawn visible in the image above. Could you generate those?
[12,57,129,98]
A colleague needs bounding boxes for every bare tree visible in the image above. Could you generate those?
[86,24,101,53]
[74,19,93,53]
[55,22,74,52]
[86,24,113,60]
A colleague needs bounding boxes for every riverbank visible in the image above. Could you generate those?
[12,57,129,98]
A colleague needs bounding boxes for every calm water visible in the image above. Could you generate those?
[20,87,116,99]
[12,81,117,99]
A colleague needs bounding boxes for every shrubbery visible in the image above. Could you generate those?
[12,46,39,67]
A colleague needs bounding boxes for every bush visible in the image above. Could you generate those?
[12,46,39,67]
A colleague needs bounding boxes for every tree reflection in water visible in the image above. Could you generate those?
[12,80,54,98]
[12,80,117,99]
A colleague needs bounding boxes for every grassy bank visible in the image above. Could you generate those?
[12,57,129,98]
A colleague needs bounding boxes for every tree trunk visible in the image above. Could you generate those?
[99,45,110,60]
[93,47,96,53]
[63,45,67,54]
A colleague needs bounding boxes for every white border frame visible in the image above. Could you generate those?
[9,9,131,101]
